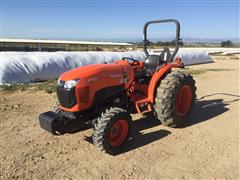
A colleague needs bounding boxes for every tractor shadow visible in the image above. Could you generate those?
[119,115,171,155]
[84,93,239,155]
[84,115,171,155]
[185,93,240,127]
[119,93,240,155]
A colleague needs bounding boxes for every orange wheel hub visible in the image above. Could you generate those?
[108,119,128,147]
[176,85,192,117]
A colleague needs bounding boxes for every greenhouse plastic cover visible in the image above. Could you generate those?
[0,51,213,83]
[175,49,213,65]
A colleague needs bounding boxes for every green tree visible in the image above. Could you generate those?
[221,40,234,47]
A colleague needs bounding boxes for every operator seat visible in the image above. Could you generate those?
[142,47,172,76]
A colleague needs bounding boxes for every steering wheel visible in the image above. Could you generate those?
[122,57,140,66]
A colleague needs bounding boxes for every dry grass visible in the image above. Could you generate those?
[183,68,233,75]
[0,80,57,94]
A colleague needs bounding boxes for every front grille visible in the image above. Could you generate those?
[56,86,77,109]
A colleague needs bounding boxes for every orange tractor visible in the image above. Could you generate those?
[39,19,196,154]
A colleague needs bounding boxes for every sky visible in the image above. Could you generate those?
[1,0,239,42]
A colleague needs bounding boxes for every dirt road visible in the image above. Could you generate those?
[0,56,239,179]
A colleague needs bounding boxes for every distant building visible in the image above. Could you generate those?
[0,38,133,52]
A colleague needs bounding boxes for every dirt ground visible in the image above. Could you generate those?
[0,56,239,179]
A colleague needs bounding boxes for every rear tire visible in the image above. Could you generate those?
[154,71,196,127]
[92,107,132,155]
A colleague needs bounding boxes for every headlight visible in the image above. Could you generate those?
[64,79,80,89]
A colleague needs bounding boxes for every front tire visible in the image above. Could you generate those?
[92,107,132,155]
[155,71,196,127]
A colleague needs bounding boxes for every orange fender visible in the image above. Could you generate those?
[148,63,180,103]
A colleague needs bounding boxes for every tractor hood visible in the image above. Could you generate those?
[59,63,123,81]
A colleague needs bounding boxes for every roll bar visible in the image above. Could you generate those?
[143,19,181,62]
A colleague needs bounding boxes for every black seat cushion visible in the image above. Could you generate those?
[160,47,172,61]
[142,48,172,77]
[142,55,164,76]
